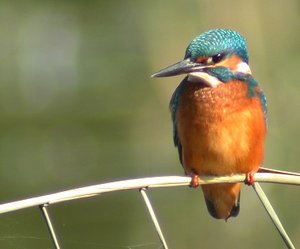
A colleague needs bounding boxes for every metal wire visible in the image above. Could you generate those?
[140,188,169,249]
[39,204,61,249]
[0,171,298,249]
[252,183,296,249]
[1,172,300,215]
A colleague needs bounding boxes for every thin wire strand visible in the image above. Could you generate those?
[252,183,295,249]
[140,188,169,249]
[39,204,61,249]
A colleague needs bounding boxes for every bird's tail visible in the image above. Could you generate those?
[202,183,241,220]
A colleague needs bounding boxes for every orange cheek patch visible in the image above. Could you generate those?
[218,55,242,70]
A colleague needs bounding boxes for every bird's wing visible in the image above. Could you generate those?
[169,78,187,165]
[259,90,268,123]
[244,75,268,125]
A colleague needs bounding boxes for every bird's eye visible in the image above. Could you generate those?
[212,53,225,63]
[195,53,225,65]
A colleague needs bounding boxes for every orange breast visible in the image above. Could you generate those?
[176,80,266,176]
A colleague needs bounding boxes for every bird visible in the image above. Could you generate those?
[152,29,267,220]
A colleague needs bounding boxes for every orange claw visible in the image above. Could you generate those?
[190,173,200,188]
[245,171,255,185]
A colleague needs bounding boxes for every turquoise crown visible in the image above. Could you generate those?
[184,29,249,63]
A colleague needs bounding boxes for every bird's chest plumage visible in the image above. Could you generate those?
[176,81,266,175]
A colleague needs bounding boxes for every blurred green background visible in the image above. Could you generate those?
[0,0,299,248]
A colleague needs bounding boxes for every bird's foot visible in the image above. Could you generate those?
[189,173,200,188]
[245,171,255,185]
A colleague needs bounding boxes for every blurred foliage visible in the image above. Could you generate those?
[0,0,299,248]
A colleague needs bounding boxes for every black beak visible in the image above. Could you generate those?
[151,58,204,77]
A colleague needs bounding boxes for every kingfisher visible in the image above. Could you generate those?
[152,29,267,220]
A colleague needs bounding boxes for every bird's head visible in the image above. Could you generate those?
[152,29,252,87]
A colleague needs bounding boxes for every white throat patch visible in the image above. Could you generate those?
[188,72,222,88]
[235,62,252,74]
